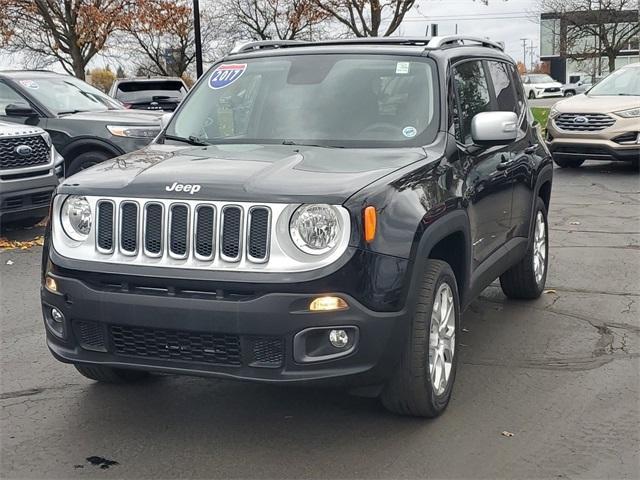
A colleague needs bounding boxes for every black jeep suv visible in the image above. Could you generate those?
[41,36,553,417]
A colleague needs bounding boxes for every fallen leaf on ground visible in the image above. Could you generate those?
[501,431,515,438]
[569,221,581,225]
[0,236,45,251]
[6,260,14,265]
[543,289,557,294]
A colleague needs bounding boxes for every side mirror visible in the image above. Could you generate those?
[160,112,173,129]
[5,103,38,117]
[577,80,583,86]
[471,111,518,146]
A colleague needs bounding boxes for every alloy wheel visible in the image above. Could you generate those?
[429,283,456,396]
[533,211,547,284]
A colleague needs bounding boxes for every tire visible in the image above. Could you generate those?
[381,260,460,418]
[67,150,111,176]
[500,198,549,299]
[528,90,536,99]
[553,157,584,168]
[74,364,150,383]
[564,90,575,97]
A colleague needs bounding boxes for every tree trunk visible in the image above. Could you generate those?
[608,55,616,73]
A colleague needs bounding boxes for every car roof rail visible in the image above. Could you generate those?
[230,40,308,54]
[426,35,504,51]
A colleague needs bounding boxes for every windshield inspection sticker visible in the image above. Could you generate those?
[209,64,247,89]
[402,126,417,138]
[19,79,39,89]
[396,62,410,74]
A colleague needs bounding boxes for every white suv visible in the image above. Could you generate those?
[522,74,563,99]
[0,121,64,227]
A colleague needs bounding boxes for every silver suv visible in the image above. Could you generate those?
[0,121,64,227]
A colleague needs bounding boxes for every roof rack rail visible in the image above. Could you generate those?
[230,40,308,54]
[426,35,504,51]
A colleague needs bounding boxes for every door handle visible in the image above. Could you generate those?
[496,161,512,171]
[524,143,539,154]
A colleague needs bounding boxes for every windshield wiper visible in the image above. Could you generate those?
[163,133,209,146]
[57,109,89,115]
[282,140,344,149]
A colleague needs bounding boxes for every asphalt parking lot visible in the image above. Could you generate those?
[1,161,639,479]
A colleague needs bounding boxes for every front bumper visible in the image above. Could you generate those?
[41,254,411,386]
[546,137,640,162]
[0,184,57,222]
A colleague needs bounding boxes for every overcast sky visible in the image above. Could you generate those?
[0,0,542,72]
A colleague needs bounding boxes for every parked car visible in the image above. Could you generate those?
[562,80,592,97]
[41,36,553,418]
[0,121,64,227]
[0,71,162,176]
[522,73,563,99]
[547,62,640,168]
[109,77,188,112]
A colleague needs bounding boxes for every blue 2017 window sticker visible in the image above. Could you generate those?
[209,64,247,89]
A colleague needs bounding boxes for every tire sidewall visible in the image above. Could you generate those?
[423,268,461,411]
[67,151,110,176]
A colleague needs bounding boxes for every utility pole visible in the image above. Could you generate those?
[193,0,203,78]
[520,38,529,71]
[527,43,537,72]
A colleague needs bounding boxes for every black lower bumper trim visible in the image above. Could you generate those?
[42,269,409,385]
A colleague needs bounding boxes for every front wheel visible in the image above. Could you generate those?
[381,260,460,417]
[67,150,111,176]
[564,90,575,97]
[528,90,536,99]
[500,198,549,299]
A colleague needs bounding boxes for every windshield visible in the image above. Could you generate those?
[115,80,187,102]
[17,76,121,114]
[588,67,640,96]
[167,55,438,148]
[528,74,555,84]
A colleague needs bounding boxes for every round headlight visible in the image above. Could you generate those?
[61,195,92,241]
[290,204,340,255]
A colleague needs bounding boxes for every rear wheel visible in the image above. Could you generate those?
[564,90,575,97]
[500,198,548,299]
[528,90,536,99]
[553,157,584,168]
[381,260,460,418]
[74,364,150,383]
[67,150,111,176]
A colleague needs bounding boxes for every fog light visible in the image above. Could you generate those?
[51,308,64,323]
[329,329,349,348]
[45,276,58,293]
[309,296,348,312]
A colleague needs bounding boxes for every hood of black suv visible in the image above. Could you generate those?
[58,143,430,203]
[58,109,162,124]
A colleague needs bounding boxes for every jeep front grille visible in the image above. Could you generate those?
[0,135,50,170]
[554,113,615,132]
[52,195,352,273]
[95,198,271,264]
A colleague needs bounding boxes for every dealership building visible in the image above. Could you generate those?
[540,9,639,83]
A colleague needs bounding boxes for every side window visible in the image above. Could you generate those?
[487,61,518,114]
[453,60,491,144]
[0,82,26,115]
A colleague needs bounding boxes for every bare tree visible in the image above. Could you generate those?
[119,0,227,77]
[222,0,329,40]
[541,0,640,73]
[0,0,132,79]
[313,0,417,37]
